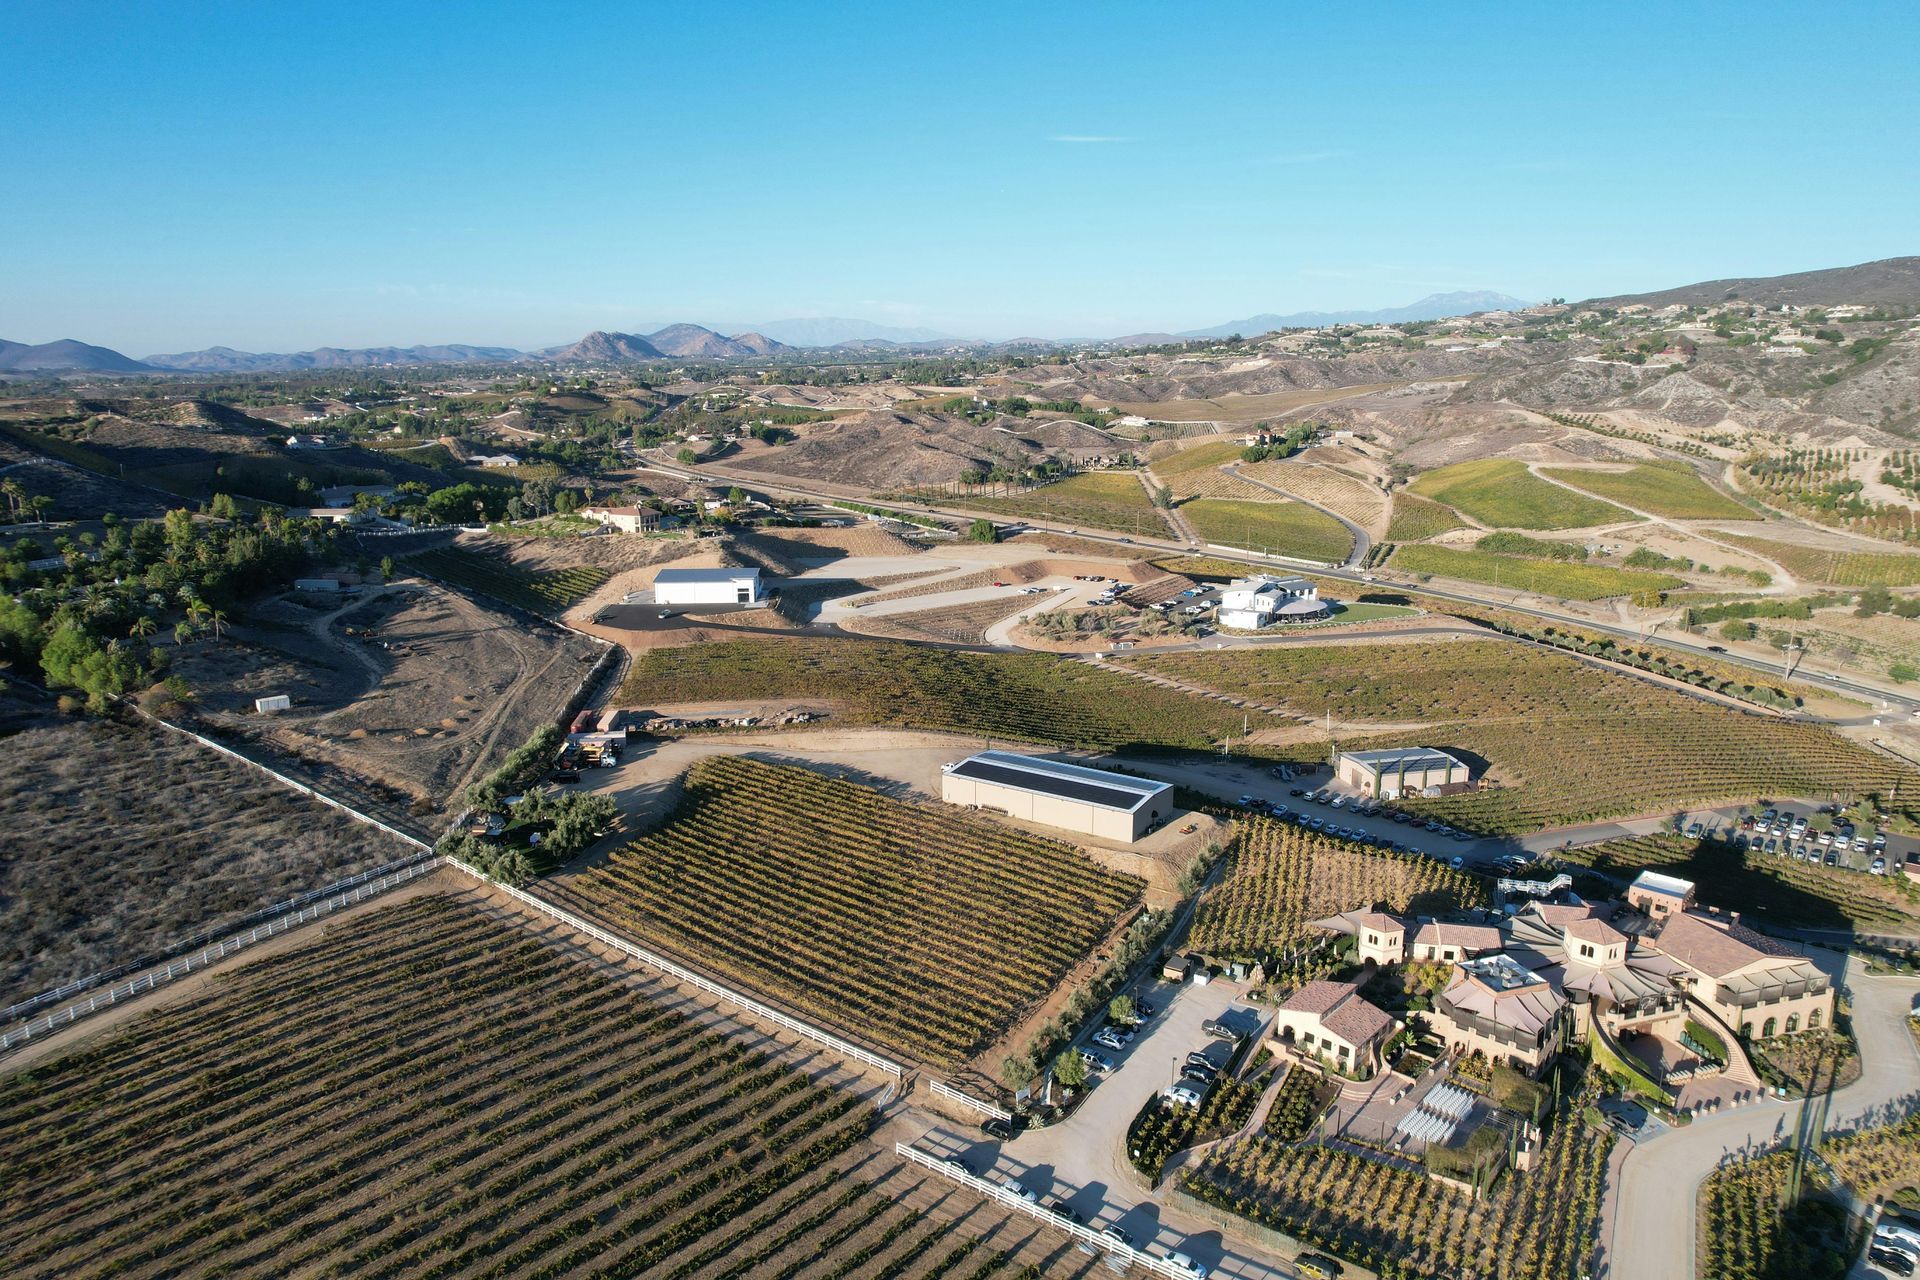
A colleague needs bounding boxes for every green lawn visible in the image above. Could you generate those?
[1390,543,1683,600]
[1408,458,1638,530]
[1540,462,1751,520]
[1181,497,1353,562]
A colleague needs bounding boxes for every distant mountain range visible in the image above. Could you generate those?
[141,343,529,373]
[748,317,959,347]
[1177,291,1535,338]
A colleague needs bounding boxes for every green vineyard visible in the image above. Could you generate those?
[0,895,1086,1280]
[618,637,1250,750]
[407,546,609,615]
[1188,817,1486,962]
[544,756,1143,1069]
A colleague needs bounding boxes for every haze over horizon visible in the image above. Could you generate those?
[3,0,1917,353]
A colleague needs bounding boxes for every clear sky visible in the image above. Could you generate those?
[4,1,1916,353]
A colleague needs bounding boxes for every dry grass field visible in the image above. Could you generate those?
[0,695,412,1009]
[841,594,1037,645]
[1106,381,1401,423]
[176,583,603,806]
[0,893,1098,1280]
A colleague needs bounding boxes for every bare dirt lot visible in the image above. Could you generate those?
[174,581,603,808]
[0,690,413,1010]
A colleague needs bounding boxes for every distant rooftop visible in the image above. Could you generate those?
[653,567,761,585]
[1340,747,1467,774]
[943,751,1171,813]
[1462,953,1546,992]
[1631,870,1696,900]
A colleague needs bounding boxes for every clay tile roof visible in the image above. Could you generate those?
[1323,997,1395,1047]
[1653,911,1802,978]
[1354,912,1404,934]
[1281,979,1358,1017]
[1414,922,1503,951]
[1564,918,1626,946]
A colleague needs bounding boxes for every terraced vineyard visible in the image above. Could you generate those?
[1385,492,1469,541]
[1180,497,1354,562]
[1189,817,1485,962]
[1390,544,1683,600]
[407,546,610,615]
[1121,639,1920,834]
[1716,533,1920,587]
[1239,461,1389,530]
[1408,458,1637,530]
[1154,440,1270,500]
[919,471,1173,538]
[1184,1084,1614,1280]
[1540,462,1751,520]
[544,756,1142,1068]
[1556,833,1920,933]
[619,637,1250,750]
[0,894,1090,1280]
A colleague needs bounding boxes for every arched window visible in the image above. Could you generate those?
[1762,1016,1778,1039]
[1808,1008,1822,1029]
[1785,1013,1799,1034]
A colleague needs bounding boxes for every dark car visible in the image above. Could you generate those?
[1872,1246,1917,1277]
[1045,1198,1081,1223]
[551,770,581,783]
[982,1117,1014,1141]
[1134,999,1157,1019]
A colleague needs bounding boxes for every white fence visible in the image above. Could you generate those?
[894,1141,1195,1278]
[0,859,444,1055]
[929,1078,1011,1122]
[446,860,906,1078]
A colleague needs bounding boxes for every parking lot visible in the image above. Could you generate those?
[1683,800,1915,879]
[903,972,1289,1279]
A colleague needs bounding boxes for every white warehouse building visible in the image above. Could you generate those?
[1218,575,1327,629]
[940,750,1173,842]
[652,566,763,606]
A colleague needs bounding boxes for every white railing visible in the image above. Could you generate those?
[929,1078,1011,1122]
[450,860,905,1078]
[0,859,444,1055]
[894,1141,1194,1278]
[1498,873,1573,897]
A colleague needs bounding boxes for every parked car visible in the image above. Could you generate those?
[982,1117,1014,1141]
[1165,1251,1210,1279]
[1685,821,1704,838]
[944,1154,975,1177]
[1045,1198,1081,1223]
[1100,1224,1136,1249]
[1002,1178,1038,1204]
[1187,1050,1220,1071]
[1294,1254,1343,1279]
[1871,1245,1916,1277]
[551,770,581,783]
[1450,855,1465,870]
[1092,1029,1126,1052]
[1181,1065,1217,1085]
[1873,857,1889,874]
[1163,1082,1206,1108]
[1134,999,1157,1019]
[1078,1047,1115,1072]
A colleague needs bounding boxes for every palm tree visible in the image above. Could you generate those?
[209,610,228,639]
[1,478,22,521]
[129,616,157,640]
[174,621,194,646]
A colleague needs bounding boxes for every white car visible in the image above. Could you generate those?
[1163,1082,1206,1108]
[1002,1178,1039,1205]
[1165,1250,1210,1279]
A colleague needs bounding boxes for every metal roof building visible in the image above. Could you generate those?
[1336,747,1472,799]
[939,750,1172,842]
[652,566,763,606]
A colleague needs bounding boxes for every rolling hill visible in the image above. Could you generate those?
[0,338,154,373]
[142,343,531,372]
[1179,291,1533,338]
[1584,256,1920,310]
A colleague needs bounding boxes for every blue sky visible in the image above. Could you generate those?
[4,1,1916,352]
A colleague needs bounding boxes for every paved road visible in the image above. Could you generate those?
[1605,958,1920,1280]
[902,974,1295,1279]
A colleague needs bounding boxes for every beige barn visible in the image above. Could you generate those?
[939,751,1172,842]
[1336,747,1472,799]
